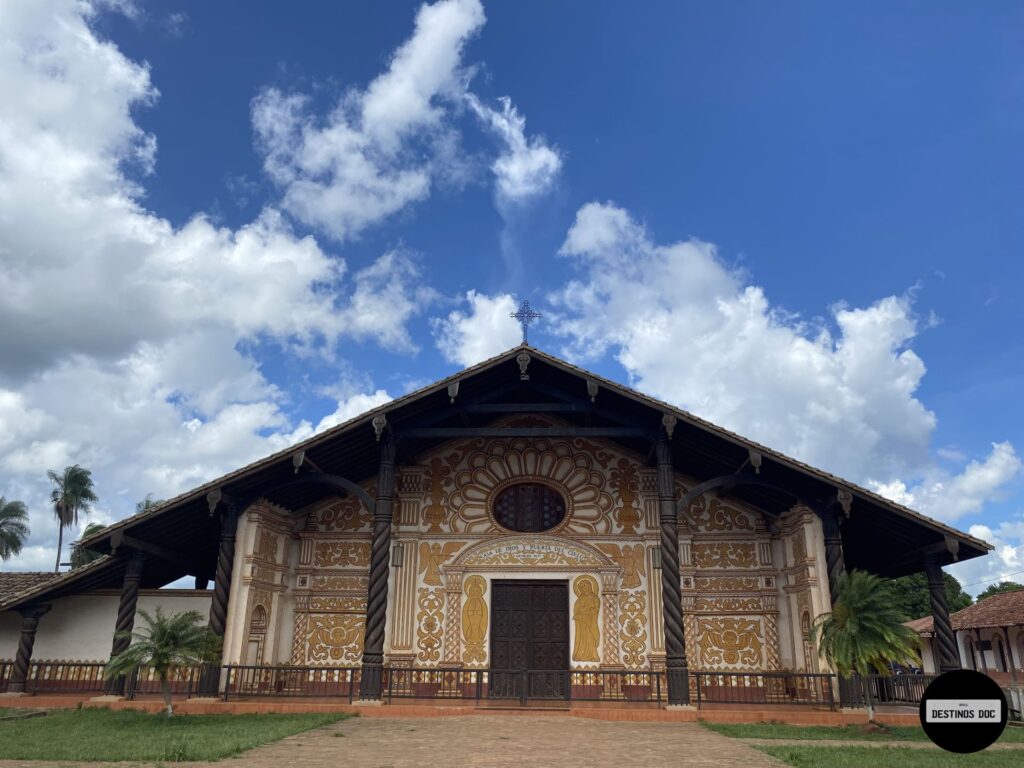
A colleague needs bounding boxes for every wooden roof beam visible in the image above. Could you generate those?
[110,531,193,569]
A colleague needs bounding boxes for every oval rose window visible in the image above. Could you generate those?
[493,483,567,532]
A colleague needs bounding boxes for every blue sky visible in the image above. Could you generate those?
[0,0,1021,593]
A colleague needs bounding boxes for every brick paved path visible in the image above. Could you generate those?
[0,716,782,768]
[216,715,787,768]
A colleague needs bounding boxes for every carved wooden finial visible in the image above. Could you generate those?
[447,380,460,404]
[516,352,531,380]
[206,489,223,517]
[836,488,853,517]
[292,450,305,474]
[661,413,677,439]
[945,535,960,562]
[586,379,599,403]
[748,449,762,475]
[372,413,388,441]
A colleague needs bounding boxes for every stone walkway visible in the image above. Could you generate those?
[0,716,782,768]
[220,716,787,768]
[1,717,1022,767]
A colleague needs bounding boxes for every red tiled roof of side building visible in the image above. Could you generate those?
[907,587,1024,634]
[0,572,58,605]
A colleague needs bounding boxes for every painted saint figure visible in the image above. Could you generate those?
[572,575,600,662]
[462,576,488,663]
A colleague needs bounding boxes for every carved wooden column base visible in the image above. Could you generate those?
[360,654,384,700]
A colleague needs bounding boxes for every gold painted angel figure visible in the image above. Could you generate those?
[418,542,464,586]
[572,575,601,662]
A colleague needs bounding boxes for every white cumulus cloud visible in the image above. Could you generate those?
[467,95,562,205]
[432,291,523,366]
[547,201,1020,532]
[0,0,427,571]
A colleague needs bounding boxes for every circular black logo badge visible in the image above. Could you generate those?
[919,670,1008,753]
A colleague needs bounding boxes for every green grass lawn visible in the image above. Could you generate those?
[760,746,1024,768]
[0,707,349,762]
[703,721,1024,743]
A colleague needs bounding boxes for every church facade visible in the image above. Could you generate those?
[226,430,830,678]
[0,346,990,705]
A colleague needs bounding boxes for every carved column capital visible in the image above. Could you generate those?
[17,603,51,625]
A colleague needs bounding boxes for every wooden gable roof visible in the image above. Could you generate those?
[0,344,991,612]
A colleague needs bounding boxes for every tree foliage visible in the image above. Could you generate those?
[0,496,30,560]
[70,522,107,569]
[976,581,1024,601]
[135,494,164,514]
[812,570,922,679]
[48,465,98,572]
[889,571,972,621]
[104,608,220,716]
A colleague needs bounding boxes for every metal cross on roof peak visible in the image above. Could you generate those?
[510,300,542,344]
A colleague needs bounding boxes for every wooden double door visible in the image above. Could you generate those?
[489,580,569,700]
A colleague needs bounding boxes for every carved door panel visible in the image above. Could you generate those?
[490,580,568,700]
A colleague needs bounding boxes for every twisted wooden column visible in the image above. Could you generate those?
[359,434,396,700]
[924,556,960,672]
[820,505,846,606]
[198,503,239,695]
[656,434,690,705]
[7,605,50,693]
[106,550,145,695]
[208,506,239,639]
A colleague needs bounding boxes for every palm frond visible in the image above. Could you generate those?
[105,608,220,680]
[812,570,921,678]
[0,497,31,560]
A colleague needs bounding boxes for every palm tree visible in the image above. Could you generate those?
[48,465,98,572]
[812,569,921,720]
[104,608,220,716]
[135,494,164,514]
[0,497,30,560]
[70,522,107,569]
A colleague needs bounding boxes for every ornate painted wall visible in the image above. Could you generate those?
[224,418,829,673]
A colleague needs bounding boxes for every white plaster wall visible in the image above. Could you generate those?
[0,610,20,660]
[919,639,936,674]
[0,590,211,662]
[956,630,970,668]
